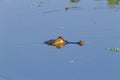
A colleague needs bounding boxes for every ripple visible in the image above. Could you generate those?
[0,75,12,80]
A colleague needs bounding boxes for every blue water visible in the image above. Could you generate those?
[0,0,120,80]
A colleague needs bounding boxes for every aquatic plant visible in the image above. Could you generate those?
[70,0,80,3]
[108,0,120,5]
[106,48,120,52]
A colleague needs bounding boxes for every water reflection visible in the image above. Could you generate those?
[42,9,60,14]
[65,6,69,11]
[67,0,80,11]
[0,74,11,80]
[32,2,45,8]
[65,6,80,11]
[44,36,85,49]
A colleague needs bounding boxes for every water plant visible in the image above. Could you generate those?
[106,48,120,52]
[70,0,80,3]
[108,0,120,5]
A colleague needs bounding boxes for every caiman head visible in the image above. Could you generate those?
[44,36,67,49]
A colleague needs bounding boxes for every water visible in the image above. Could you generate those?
[0,0,120,80]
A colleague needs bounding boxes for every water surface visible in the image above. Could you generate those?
[0,0,120,80]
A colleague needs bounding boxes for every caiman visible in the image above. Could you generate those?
[44,36,85,49]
